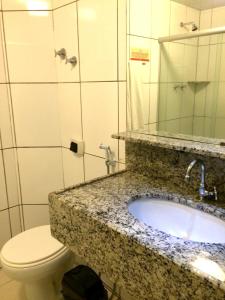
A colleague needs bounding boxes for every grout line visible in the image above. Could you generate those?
[22,203,49,206]
[116,0,120,162]
[2,10,52,12]
[2,13,26,231]
[76,0,86,182]
[53,0,79,11]
[1,80,127,84]
[0,204,21,213]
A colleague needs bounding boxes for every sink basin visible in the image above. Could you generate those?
[128,197,225,243]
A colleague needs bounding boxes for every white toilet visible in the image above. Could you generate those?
[0,225,74,300]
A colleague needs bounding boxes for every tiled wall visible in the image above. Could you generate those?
[127,0,200,133]
[0,0,126,249]
[52,0,126,179]
[0,6,23,251]
[193,5,225,138]
[158,0,200,135]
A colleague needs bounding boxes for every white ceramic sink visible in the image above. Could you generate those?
[128,197,225,243]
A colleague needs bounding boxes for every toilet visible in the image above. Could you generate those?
[0,225,74,300]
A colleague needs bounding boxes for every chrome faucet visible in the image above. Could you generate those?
[185,159,217,201]
[99,144,116,175]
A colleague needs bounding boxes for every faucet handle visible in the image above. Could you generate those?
[66,56,77,67]
[54,48,66,60]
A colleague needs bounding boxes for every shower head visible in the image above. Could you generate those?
[180,21,198,32]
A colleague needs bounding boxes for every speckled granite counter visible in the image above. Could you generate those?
[49,171,225,300]
[112,131,225,160]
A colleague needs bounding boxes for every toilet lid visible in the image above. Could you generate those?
[1,225,65,265]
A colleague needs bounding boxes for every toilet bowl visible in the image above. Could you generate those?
[0,225,74,300]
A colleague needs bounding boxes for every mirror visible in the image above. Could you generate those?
[127,0,225,143]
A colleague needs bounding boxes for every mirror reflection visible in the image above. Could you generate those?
[127,0,225,143]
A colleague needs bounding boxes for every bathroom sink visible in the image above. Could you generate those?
[128,197,225,243]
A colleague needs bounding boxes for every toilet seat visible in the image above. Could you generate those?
[1,225,66,268]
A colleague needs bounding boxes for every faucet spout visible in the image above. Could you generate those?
[185,159,217,201]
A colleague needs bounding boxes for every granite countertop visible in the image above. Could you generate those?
[49,170,225,300]
[112,131,225,160]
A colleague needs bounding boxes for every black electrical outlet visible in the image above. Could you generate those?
[70,141,78,154]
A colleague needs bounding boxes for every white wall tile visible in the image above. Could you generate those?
[2,0,52,10]
[17,148,64,204]
[219,44,225,81]
[52,0,74,9]
[199,9,212,46]
[196,46,209,82]
[184,45,197,82]
[84,154,107,182]
[208,44,221,82]
[193,117,205,137]
[3,149,20,207]
[215,118,225,139]
[216,83,225,118]
[0,13,8,83]
[158,83,168,122]
[181,84,195,117]
[4,11,56,82]
[119,82,126,163]
[204,117,214,138]
[160,43,170,83]
[58,83,82,148]
[82,82,118,159]
[205,83,218,118]
[151,0,170,39]
[129,0,151,37]
[194,85,206,116]
[167,43,185,82]
[179,117,193,135]
[53,2,80,82]
[23,205,49,230]
[185,7,200,45]
[166,83,182,120]
[150,40,160,83]
[118,0,127,81]
[78,0,117,81]
[0,151,8,211]
[119,82,127,132]
[211,6,225,44]
[165,119,180,134]
[0,84,14,149]
[212,6,225,27]
[170,1,187,35]
[9,206,21,237]
[0,210,11,249]
[149,84,158,124]
[11,84,61,147]
[62,148,84,188]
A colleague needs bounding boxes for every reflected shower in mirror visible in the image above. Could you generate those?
[127,0,225,143]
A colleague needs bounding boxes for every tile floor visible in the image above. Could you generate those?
[0,270,25,300]
[0,270,117,300]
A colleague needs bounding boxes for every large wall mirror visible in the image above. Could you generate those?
[127,0,225,143]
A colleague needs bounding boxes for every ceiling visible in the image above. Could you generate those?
[173,0,225,10]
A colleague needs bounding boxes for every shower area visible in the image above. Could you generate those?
[158,11,225,140]
[127,0,225,141]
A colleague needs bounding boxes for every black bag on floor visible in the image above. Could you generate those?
[62,265,108,300]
